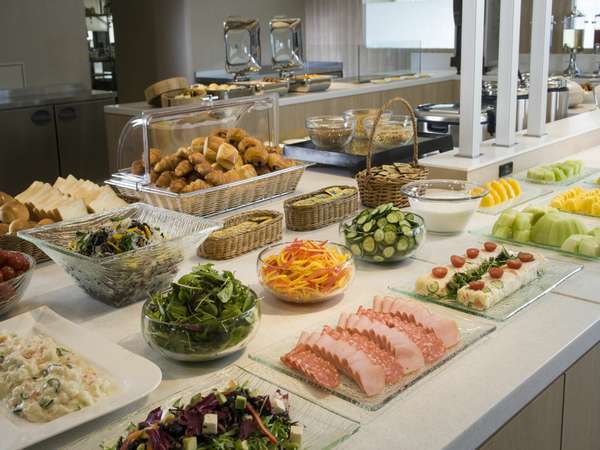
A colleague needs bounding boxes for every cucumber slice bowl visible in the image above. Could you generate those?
[340,204,425,263]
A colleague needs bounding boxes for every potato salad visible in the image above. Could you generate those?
[0,333,113,423]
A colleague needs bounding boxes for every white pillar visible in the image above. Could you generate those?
[458,0,485,158]
[527,0,553,137]
[495,0,522,147]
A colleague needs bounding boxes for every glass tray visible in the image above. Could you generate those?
[391,255,582,321]
[477,183,552,216]
[470,226,600,262]
[514,166,600,186]
[249,305,495,411]
[68,366,359,450]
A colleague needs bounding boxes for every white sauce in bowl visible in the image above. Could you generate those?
[408,189,478,233]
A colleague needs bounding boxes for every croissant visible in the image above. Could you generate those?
[188,151,206,165]
[226,127,247,146]
[238,136,264,154]
[266,145,283,155]
[169,177,187,193]
[268,153,295,170]
[182,179,211,193]
[255,166,271,176]
[194,160,214,177]
[156,171,173,187]
[149,148,162,165]
[205,171,226,186]
[186,172,201,183]
[191,136,206,153]
[175,146,193,159]
[174,159,193,177]
[150,170,160,183]
[237,164,258,179]
[222,169,242,184]
[210,128,229,139]
[243,146,269,166]
[216,143,240,170]
[154,154,180,173]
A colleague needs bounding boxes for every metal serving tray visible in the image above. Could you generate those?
[235,79,290,96]
[205,85,254,100]
[289,75,332,93]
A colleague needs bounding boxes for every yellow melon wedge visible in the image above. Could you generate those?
[499,178,516,199]
[491,180,509,203]
[506,178,522,198]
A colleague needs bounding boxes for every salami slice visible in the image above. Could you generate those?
[281,345,340,389]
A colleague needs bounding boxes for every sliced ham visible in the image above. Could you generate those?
[281,344,340,389]
[374,295,461,349]
[323,326,403,384]
[337,313,424,374]
[303,331,385,396]
[357,307,446,364]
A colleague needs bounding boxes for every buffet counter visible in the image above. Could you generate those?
[16,145,600,450]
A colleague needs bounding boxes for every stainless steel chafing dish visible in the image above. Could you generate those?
[289,75,332,93]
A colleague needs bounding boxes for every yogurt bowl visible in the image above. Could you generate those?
[400,179,487,234]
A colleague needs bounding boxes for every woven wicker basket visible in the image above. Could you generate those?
[0,234,50,264]
[284,186,358,231]
[355,97,429,208]
[198,210,282,260]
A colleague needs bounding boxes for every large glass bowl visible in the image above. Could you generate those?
[141,292,261,361]
[257,241,355,304]
[305,115,355,149]
[343,109,391,140]
[364,114,414,149]
[401,179,488,234]
[17,203,221,307]
[0,251,35,316]
[339,212,425,263]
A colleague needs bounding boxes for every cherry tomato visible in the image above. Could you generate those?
[506,259,522,269]
[466,248,480,259]
[0,272,3,283]
[0,266,15,281]
[469,280,485,290]
[518,252,534,263]
[450,255,466,268]
[489,267,504,279]
[432,266,448,278]
[0,250,9,265]
[9,253,29,271]
[483,241,497,252]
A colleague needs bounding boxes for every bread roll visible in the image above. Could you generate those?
[238,137,264,153]
[222,169,242,184]
[237,164,258,180]
[0,200,29,223]
[204,136,225,162]
[191,136,206,153]
[210,128,229,139]
[216,143,240,170]
[0,223,8,235]
[8,218,33,234]
[243,146,269,166]
[149,148,162,166]
[37,218,55,226]
[226,127,247,145]
[131,159,145,175]
[0,192,14,207]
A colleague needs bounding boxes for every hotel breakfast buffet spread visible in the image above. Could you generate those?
[1,34,600,447]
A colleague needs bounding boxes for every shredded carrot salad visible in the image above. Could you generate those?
[260,240,353,301]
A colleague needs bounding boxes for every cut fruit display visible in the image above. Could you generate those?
[479,178,522,208]
[492,206,598,257]
[549,186,600,217]
[526,160,583,184]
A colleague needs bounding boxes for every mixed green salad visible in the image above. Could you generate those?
[341,204,423,262]
[143,264,259,358]
[102,382,302,450]
[69,217,164,257]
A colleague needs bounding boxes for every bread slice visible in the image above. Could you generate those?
[16,181,47,204]
[56,198,88,220]
[89,187,127,212]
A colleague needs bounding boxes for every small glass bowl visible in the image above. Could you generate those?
[339,212,425,263]
[18,203,221,307]
[0,251,35,316]
[343,109,391,139]
[401,179,488,234]
[364,114,414,149]
[305,115,355,149]
[257,241,355,303]
[141,293,261,361]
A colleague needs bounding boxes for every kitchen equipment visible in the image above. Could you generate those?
[223,17,261,80]
[562,8,585,77]
[269,16,304,74]
[144,77,188,106]
[415,103,494,147]
[289,74,332,92]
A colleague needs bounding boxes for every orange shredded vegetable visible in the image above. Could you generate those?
[260,240,352,301]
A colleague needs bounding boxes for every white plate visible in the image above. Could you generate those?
[0,306,162,450]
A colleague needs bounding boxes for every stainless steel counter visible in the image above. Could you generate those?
[0,84,115,111]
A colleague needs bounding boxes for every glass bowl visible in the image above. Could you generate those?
[0,251,35,316]
[305,115,355,149]
[17,203,221,307]
[343,109,391,139]
[257,241,355,303]
[339,212,425,263]
[400,179,488,234]
[141,292,261,361]
[364,114,414,149]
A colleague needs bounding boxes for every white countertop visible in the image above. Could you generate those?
[103,71,457,116]
[9,150,600,450]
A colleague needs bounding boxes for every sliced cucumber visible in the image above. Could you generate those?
[374,228,385,242]
[362,220,374,232]
[350,244,362,256]
[490,280,504,289]
[382,246,395,258]
[356,214,368,225]
[401,225,412,235]
[373,255,385,262]
[345,230,357,240]
[362,236,376,253]
[376,218,388,229]
[384,230,397,245]
[427,281,439,294]
[386,211,402,223]
[396,236,409,251]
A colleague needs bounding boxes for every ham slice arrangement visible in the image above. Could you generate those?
[280,295,460,396]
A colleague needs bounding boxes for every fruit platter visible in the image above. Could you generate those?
[549,186,600,218]
[391,241,582,320]
[484,206,600,259]
[250,295,495,410]
[517,160,598,186]
[475,177,551,215]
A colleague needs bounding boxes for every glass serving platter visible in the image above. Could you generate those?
[68,366,359,450]
[391,255,582,321]
[470,226,600,262]
[514,166,600,186]
[250,304,495,411]
[477,183,553,216]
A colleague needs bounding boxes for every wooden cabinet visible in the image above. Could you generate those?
[479,342,600,450]
[562,344,600,450]
[479,376,565,450]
